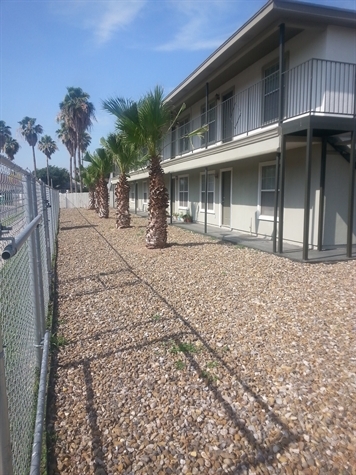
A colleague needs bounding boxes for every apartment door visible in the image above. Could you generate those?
[222,91,234,142]
[221,171,231,227]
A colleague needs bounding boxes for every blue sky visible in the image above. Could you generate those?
[1,0,355,173]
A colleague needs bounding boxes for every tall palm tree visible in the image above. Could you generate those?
[18,117,43,177]
[79,131,91,155]
[58,87,95,193]
[83,148,112,218]
[0,120,12,151]
[3,137,20,161]
[38,135,58,186]
[56,122,75,192]
[101,133,142,228]
[103,86,185,248]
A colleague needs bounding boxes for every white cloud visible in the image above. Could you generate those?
[155,0,232,52]
[89,1,146,45]
[50,0,146,45]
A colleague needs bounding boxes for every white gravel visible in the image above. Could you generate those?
[47,208,356,475]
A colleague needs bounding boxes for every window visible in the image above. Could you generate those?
[178,117,190,154]
[179,176,188,208]
[201,101,216,145]
[143,181,148,203]
[259,163,278,218]
[201,173,215,211]
[130,185,135,201]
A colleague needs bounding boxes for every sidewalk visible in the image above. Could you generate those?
[136,211,356,263]
[48,208,356,475]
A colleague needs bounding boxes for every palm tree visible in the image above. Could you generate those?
[102,86,185,248]
[81,162,98,210]
[57,122,75,192]
[79,131,91,155]
[3,137,20,161]
[0,120,12,151]
[83,148,112,218]
[38,135,58,186]
[101,133,142,228]
[18,117,43,177]
[58,87,95,193]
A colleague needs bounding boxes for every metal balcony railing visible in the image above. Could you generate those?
[162,58,356,161]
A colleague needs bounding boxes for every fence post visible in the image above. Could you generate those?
[0,329,14,475]
[41,182,52,276]
[27,177,46,359]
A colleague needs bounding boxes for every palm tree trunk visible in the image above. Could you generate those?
[146,156,168,248]
[73,146,78,193]
[46,157,50,187]
[69,155,73,193]
[77,133,82,193]
[88,187,95,210]
[32,146,37,178]
[116,175,131,228]
[98,177,109,218]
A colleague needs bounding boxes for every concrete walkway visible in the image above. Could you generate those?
[134,212,356,263]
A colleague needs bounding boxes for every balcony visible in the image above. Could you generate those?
[163,58,356,161]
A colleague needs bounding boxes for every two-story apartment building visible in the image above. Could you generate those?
[125,0,356,260]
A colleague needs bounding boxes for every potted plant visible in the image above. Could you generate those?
[182,211,192,223]
[172,212,179,221]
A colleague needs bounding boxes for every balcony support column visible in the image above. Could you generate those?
[204,167,208,234]
[347,128,355,258]
[205,82,209,148]
[170,173,173,225]
[303,127,313,261]
[273,152,280,253]
[317,137,327,251]
[278,23,285,124]
[135,182,138,215]
[278,134,286,253]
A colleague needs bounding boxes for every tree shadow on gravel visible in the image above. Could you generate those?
[167,241,218,248]
[69,315,174,345]
[83,359,108,474]
[51,208,300,473]
[60,224,98,231]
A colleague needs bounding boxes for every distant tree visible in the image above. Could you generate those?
[0,120,12,151]
[81,162,98,210]
[38,135,58,186]
[56,122,75,192]
[18,116,43,177]
[58,87,95,192]
[83,148,112,218]
[36,165,70,191]
[3,137,20,161]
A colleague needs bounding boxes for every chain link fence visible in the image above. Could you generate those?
[0,155,59,475]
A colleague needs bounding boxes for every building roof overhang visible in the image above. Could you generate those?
[164,0,356,108]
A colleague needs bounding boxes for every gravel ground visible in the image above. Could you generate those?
[47,208,356,475]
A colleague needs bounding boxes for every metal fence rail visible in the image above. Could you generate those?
[0,155,59,475]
